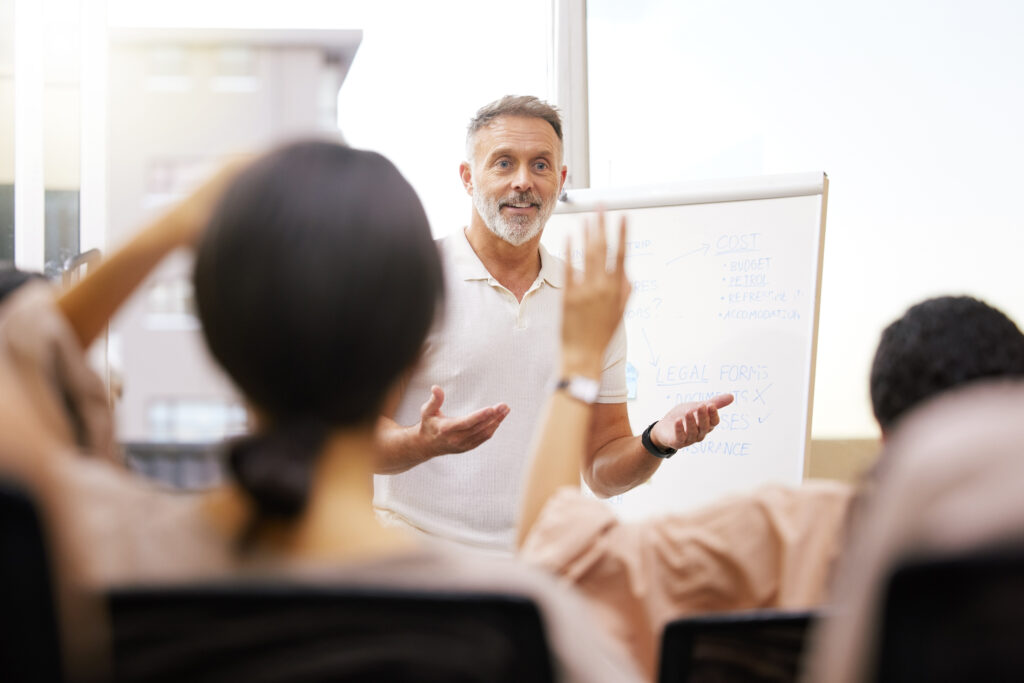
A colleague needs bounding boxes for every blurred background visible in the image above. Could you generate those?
[3,0,1023,485]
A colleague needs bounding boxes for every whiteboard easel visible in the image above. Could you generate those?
[543,172,829,520]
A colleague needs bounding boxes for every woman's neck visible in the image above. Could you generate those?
[207,424,418,564]
[283,426,417,562]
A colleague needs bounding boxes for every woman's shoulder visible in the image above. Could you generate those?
[293,543,645,683]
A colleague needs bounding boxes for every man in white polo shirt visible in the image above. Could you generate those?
[374,95,733,552]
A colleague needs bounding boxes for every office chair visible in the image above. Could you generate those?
[874,542,1024,682]
[657,608,818,683]
[0,479,64,682]
[108,583,555,683]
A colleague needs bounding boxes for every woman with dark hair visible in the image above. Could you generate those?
[193,141,446,556]
[0,140,641,681]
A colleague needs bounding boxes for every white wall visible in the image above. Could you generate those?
[108,0,553,239]
[587,0,1024,437]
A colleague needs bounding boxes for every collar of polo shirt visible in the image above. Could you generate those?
[450,228,565,289]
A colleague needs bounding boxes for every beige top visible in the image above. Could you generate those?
[0,282,117,464]
[374,229,628,552]
[282,546,644,682]
[0,283,230,586]
[803,379,1024,683]
[0,283,642,682]
[521,482,854,679]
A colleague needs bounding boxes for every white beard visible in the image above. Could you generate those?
[472,188,554,247]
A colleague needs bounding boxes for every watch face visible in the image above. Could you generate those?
[562,376,599,404]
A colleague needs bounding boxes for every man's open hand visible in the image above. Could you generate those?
[649,393,736,451]
[418,386,510,457]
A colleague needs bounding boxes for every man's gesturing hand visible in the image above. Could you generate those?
[418,386,510,458]
[648,393,736,452]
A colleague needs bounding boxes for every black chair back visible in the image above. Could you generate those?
[109,583,555,683]
[875,543,1024,682]
[658,608,817,683]
[0,479,63,682]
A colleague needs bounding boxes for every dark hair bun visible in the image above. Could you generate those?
[227,420,329,520]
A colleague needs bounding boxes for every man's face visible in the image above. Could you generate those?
[464,115,566,247]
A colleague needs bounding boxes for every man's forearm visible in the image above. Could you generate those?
[584,435,662,498]
[584,395,731,496]
[374,417,433,474]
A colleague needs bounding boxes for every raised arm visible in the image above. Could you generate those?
[517,214,631,547]
[56,161,241,348]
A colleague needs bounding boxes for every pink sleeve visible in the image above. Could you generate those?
[519,487,619,576]
[519,481,854,680]
[0,283,118,461]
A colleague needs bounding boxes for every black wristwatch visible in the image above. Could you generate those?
[642,421,677,458]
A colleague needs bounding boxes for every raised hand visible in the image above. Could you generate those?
[560,212,632,378]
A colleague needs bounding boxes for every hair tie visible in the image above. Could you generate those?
[227,419,330,523]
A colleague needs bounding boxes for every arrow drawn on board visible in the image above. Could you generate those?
[641,327,660,367]
[666,243,710,266]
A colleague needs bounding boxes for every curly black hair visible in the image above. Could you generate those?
[870,296,1024,431]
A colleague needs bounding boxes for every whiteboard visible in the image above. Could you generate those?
[543,172,828,520]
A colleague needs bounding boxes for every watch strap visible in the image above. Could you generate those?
[642,421,677,458]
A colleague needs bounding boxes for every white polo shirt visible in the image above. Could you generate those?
[373,228,628,552]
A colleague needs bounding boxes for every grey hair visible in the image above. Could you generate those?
[465,95,564,162]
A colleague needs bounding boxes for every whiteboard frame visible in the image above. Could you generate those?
[554,172,826,214]
[804,175,829,477]
[552,171,830,484]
